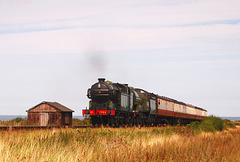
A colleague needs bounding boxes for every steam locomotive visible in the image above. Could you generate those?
[83,78,207,126]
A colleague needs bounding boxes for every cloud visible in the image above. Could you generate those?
[0,23,240,56]
[1,0,240,34]
[0,0,239,57]
[0,0,240,116]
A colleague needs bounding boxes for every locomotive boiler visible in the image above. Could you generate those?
[83,78,207,126]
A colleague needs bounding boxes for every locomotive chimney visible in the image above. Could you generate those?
[98,78,105,82]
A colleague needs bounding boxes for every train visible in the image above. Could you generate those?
[83,78,207,126]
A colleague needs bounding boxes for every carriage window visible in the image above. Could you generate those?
[160,103,166,110]
[183,106,186,113]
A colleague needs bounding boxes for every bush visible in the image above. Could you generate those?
[72,117,92,126]
[199,116,224,132]
[234,122,240,126]
[10,117,25,123]
[223,119,236,129]
[187,121,200,131]
[188,116,226,132]
[0,117,28,126]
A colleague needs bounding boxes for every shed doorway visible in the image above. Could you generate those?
[40,113,49,126]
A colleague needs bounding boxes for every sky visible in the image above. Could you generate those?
[0,0,239,116]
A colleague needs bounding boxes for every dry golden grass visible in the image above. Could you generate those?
[0,126,240,162]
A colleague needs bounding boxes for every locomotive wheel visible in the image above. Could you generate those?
[139,118,143,127]
[109,118,114,127]
[120,118,125,127]
[129,117,134,127]
[91,117,97,126]
[115,118,120,127]
[122,117,125,126]
[136,117,141,127]
[133,117,138,126]
[107,117,111,126]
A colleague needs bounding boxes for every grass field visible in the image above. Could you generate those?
[0,121,240,161]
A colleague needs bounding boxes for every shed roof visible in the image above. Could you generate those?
[27,101,74,112]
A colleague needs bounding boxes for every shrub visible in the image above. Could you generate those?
[10,117,25,123]
[187,121,200,131]
[223,119,236,129]
[187,116,228,132]
[199,116,224,132]
[234,122,240,126]
[0,117,28,126]
[72,117,92,126]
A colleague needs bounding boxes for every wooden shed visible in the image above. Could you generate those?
[27,101,74,126]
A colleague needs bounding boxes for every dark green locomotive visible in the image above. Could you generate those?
[83,78,207,126]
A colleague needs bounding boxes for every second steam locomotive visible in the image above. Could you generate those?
[83,78,207,126]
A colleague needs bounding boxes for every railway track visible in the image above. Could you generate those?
[0,124,167,131]
[0,125,96,131]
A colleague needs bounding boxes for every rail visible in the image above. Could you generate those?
[0,125,95,131]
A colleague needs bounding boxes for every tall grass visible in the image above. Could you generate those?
[0,125,240,161]
[0,116,239,161]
